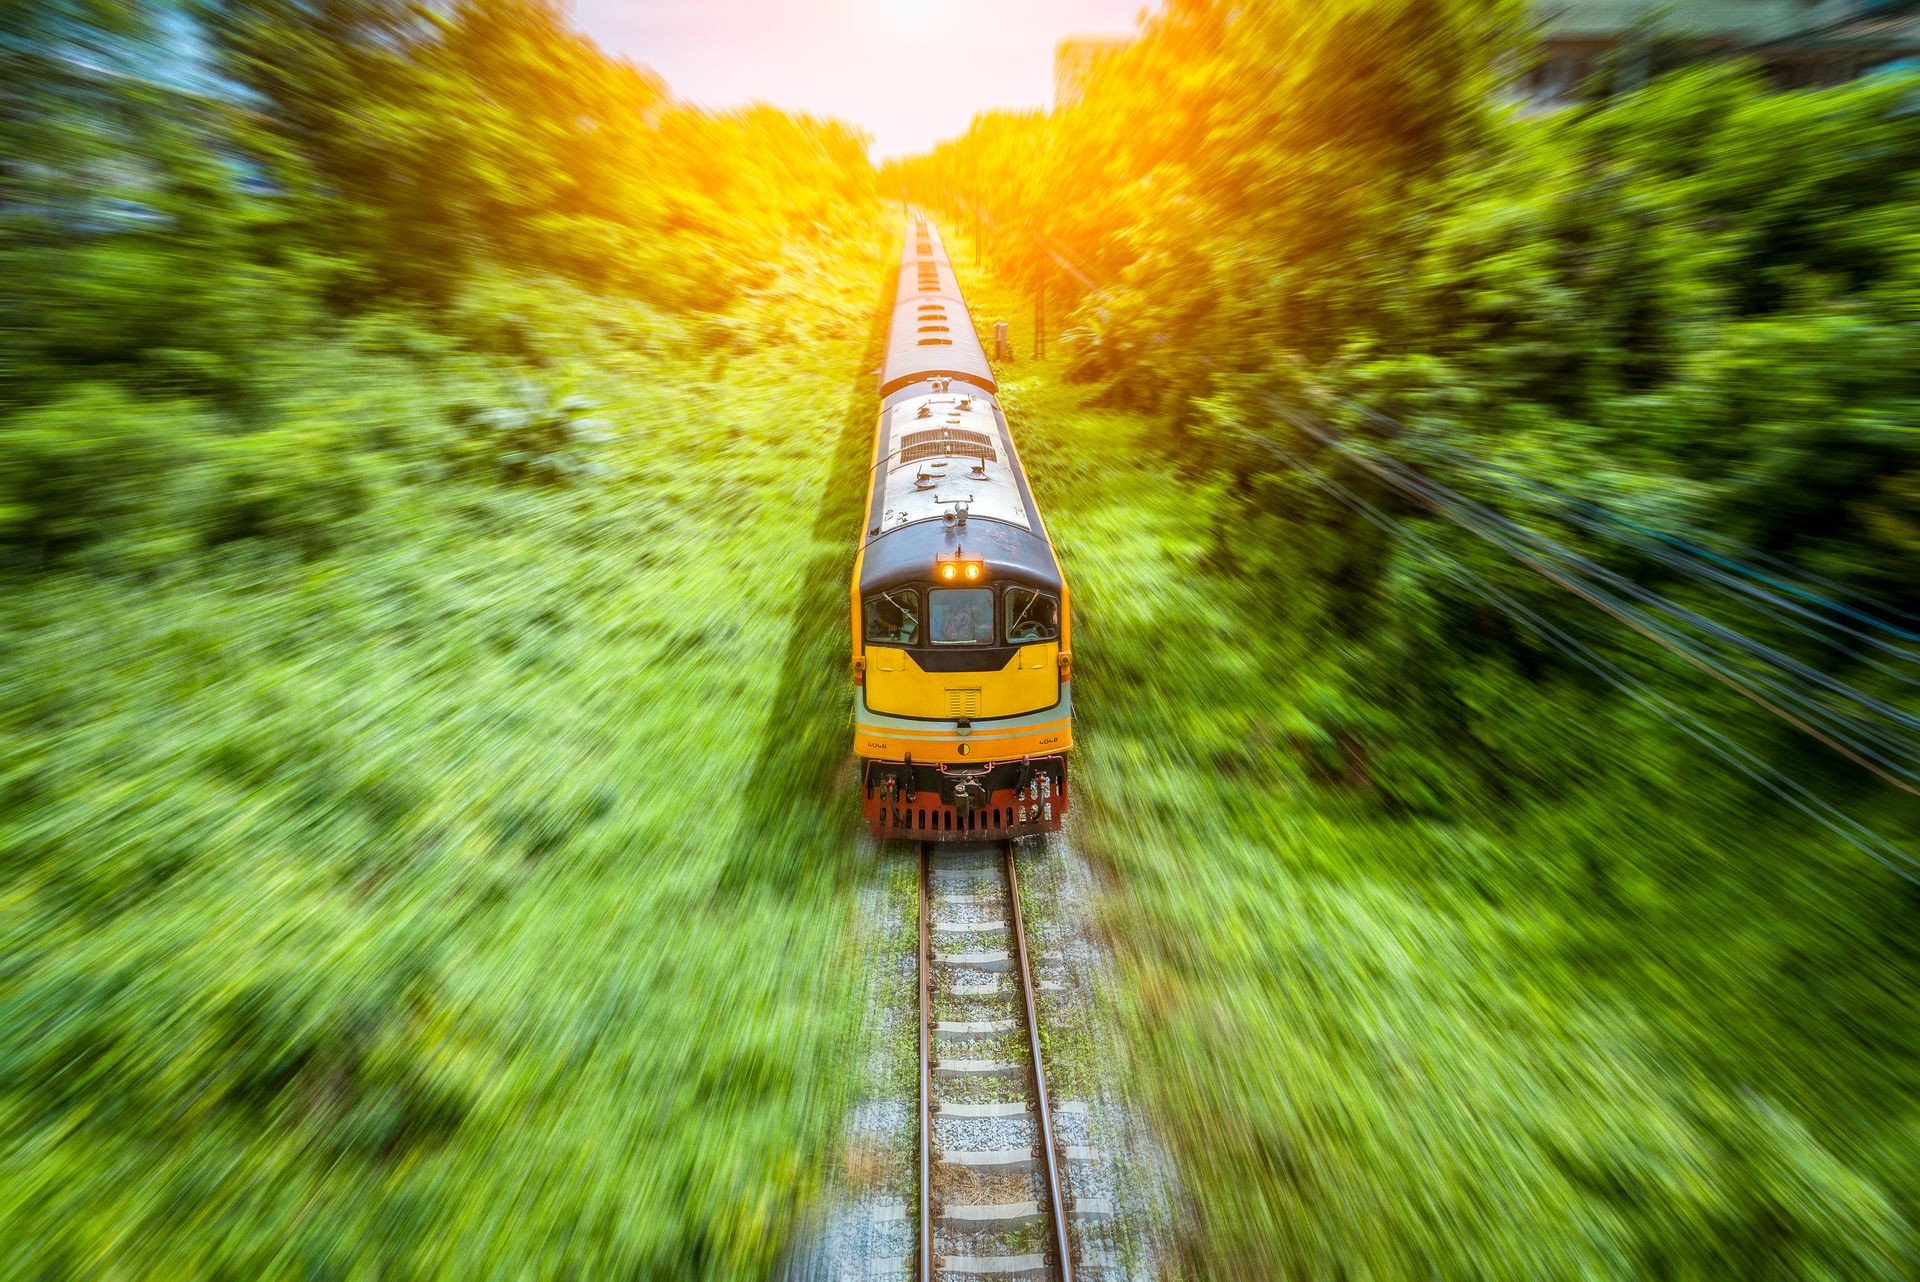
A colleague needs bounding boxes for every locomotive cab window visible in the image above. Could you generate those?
[1004,587,1060,644]
[864,589,920,646]
[929,588,994,646]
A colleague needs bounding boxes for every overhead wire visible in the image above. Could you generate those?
[1028,187,1920,779]
[1246,432,1920,885]
[948,195,1919,870]
[1319,383,1920,651]
[1261,397,1920,795]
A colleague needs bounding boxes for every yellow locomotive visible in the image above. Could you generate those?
[851,218,1072,841]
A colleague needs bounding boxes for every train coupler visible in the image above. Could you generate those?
[861,754,1067,842]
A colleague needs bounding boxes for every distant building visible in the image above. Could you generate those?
[1054,34,1136,109]
[1524,0,1920,102]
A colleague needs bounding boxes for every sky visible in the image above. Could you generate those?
[569,0,1149,158]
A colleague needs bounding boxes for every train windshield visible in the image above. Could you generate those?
[1004,588,1059,644]
[929,588,994,646]
[864,589,920,645]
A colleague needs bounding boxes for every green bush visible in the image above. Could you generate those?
[0,386,219,567]
[460,381,615,486]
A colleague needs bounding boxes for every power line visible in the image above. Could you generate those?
[953,203,1920,790]
[943,194,1919,873]
[1262,396,1920,796]
[1246,430,1920,885]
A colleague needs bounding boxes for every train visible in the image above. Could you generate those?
[851,217,1072,842]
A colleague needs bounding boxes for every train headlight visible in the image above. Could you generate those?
[935,557,984,583]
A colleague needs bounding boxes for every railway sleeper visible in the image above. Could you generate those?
[932,1143,1102,1174]
[932,919,1008,935]
[937,1199,1043,1229]
[935,1253,1049,1278]
[934,1100,1028,1118]
[932,1056,1021,1079]
[934,1017,1018,1041]
[936,1146,1037,1174]
[936,949,1012,971]
[1067,1196,1116,1222]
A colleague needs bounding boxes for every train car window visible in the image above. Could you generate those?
[1003,588,1060,644]
[928,588,994,646]
[864,589,920,645]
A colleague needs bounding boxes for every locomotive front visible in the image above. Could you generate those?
[851,219,1072,841]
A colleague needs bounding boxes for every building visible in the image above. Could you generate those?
[1525,0,1920,102]
[1054,34,1137,109]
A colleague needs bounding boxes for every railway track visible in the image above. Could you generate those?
[916,842,1105,1280]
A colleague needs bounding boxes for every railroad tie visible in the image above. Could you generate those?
[935,1254,1049,1278]
[932,1017,1018,1042]
[935,1146,1037,1174]
[938,1200,1043,1229]
[931,1056,1020,1079]
[1068,1196,1116,1222]
[935,948,1013,971]
[933,1100,1027,1118]
[931,919,1007,935]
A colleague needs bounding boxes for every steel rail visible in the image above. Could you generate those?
[917,846,934,1282]
[1004,845,1075,1282]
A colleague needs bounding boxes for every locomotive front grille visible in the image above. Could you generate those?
[946,687,981,718]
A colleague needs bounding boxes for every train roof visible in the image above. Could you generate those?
[859,508,1062,597]
[879,219,996,397]
[862,219,1058,597]
[859,386,1060,595]
[873,389,1031,533]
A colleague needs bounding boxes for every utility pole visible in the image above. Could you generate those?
[1033,278,1046,360]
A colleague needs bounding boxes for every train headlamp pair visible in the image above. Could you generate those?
[936,559,983,583]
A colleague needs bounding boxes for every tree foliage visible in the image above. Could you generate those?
[3,4,893,1275]
[894,4,1920,1274]
[891,1,1920,800]
[2,0,877,568]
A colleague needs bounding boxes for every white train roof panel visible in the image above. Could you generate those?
[881,218,996,395]
[873,392,1032,533]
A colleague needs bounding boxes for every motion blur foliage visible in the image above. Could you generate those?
[888,0,1522,407]
[952,233,1920,1281]
[3,0,875,567]
[194,0,874,308]
[892,0,1920,824]
[3,0,892,1276]
[896,1,1920,1276]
